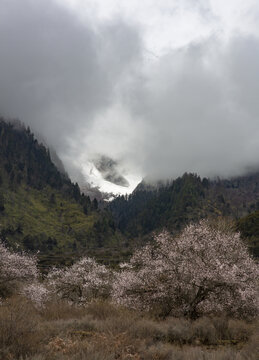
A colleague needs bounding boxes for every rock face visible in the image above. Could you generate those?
[93,155,129,187]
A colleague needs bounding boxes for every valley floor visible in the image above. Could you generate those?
[0,297,258,360]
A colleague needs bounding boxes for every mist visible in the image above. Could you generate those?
[130,35,259,180]
[0,0,259,191]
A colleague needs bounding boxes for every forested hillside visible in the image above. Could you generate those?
[1,118,259,265]
[110,172,259,240]
[0,119,125,266]
[237,210,259,257]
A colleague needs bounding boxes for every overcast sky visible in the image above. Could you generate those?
[0,0,259,193]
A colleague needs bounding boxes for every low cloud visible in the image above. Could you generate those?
[0,0,142,182]
[0,0,259,190]
[127,35,259,180]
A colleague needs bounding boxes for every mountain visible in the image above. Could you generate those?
[110,172,259,241]
[93,155,129,187]
[1,117,258,267]
[0,118,126,267]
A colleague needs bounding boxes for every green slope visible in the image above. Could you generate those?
[1,185,97,249]
[0,118,125,265]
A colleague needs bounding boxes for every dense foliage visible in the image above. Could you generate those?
[0,119,78,194]
[237,210,259,257]
[110,174,206,236]
[110,173,259,239]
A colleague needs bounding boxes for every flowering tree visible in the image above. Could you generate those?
[21,281,50,308]
[0,241,38,298]
[47,257,113,304]
[112,221,258,319]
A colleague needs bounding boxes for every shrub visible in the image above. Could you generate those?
[0,297,42,359]
[192,317,217,344]
[167,318,193,344]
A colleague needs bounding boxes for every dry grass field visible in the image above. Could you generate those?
[0,297,258,360]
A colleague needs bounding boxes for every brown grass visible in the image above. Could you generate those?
[0,297,43,359]
[0,297,257,360]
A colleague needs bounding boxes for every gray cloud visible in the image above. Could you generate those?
[0,0,142,163]
[128,35,259,180]
[0,0,259,189]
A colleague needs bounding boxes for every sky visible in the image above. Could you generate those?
[0,0,259,194]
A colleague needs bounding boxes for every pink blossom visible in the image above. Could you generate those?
[112,221,259,318]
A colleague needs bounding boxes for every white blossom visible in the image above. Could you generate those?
[0,241,38,299]
[112,221,259,318]
[47,257,113,304]
[21,282,50,308]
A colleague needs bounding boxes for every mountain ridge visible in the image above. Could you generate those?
[0,118,126,267]
[110,171,259,241]
[1,117,258,264]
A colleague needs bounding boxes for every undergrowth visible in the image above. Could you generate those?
[0,297,258,360]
